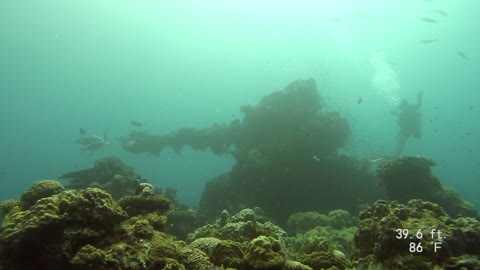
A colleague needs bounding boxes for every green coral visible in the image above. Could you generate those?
[71,244,110,270]
[118,193,170,217]
[182,247,214,270]
[435,187,478,218]
[190,237,222,257]
[376,156,478,218]
[19,179,64,210]
[302,226,357,257]
[72,225,187,269]
[354,199,480,269]
[187,208,294,258]
[146,232,185,262]
[211,240,246,268]
[327,209,353,229]
[166,208,197,240]
[284,260,313,270]
[126,212,167,233]
[0,188,127,269]
[244,236,285,270]
[286,211,329,235]
[0,199,18,220]
[287,209,354,236]
[58,188,128,229]
[297,236,349,270]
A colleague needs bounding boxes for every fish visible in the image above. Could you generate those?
[365,153,387,163]
[75,134,104,146]
[329,18,342,23]
[429,10,448,17]
[82,139,110,152]
[369,157,385,163]
[130,120,147,127]
[458,51,470,61]
[0,169,4,176]
[355,11,373,22]
[417,17,437,23]
[357,96,363,104]
[419,39,438,44]
[75,128,110,154]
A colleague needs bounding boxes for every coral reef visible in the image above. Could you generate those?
[166,208,198,240]
[286,209,355,235]
[302,225,357,258]
[70,244,110,269]
[286,210,356,269]
[287,210,357,261]
[296,236,350,270]
[58,157,141,199]
[211,240,246,268]
[327,209,354,229]
[0,199,18,221]
[18,179,64,210]
[190,237,246,269]
[284,260,313,270]
[353,199,480,269]
[377,156,478,218]
[187,209,291,249]
[244,235,285,270]
[0,182,216,269]
[1,178,478,269]
[117,188,170,217]
[187,208,316,269]
[0,187,128,269]
[287,211,329,235]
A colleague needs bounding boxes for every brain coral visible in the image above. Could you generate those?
[244,235,285,270]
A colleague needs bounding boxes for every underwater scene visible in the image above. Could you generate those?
[0,1,479,269]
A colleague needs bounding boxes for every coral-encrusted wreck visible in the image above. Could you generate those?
[118,79,383,222]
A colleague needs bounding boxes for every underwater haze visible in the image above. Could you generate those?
[0,0,478,207]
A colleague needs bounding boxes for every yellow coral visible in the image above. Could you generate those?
[19,180,64,210]
[244,236,285,269]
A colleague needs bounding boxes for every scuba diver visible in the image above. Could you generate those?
[393,92,423,157]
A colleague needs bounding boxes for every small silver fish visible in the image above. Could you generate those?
[355,11,373,22]
[429,10,448,17]
[419,39,438,43]
[329,18,342,23]
[417,17,437,23]
[130,120,147,127]
[458,51,470,61]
